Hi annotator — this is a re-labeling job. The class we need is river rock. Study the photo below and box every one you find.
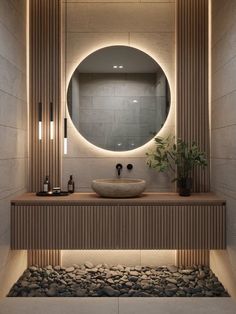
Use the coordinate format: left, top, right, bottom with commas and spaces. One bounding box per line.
46, 265, 53, 270
85, 262, 94, 269
46, 287, 57, 297
20, 281, 29, 287
117, 265, 124, 272
76, 289, 87, 297
54, 265, 61, 271
135, 266, 142, 272
129, 276, 138, 282
198, 270, 206, 279
7, 264, 229, 298
29, 266, 38, 272
141, 275, 148, 280
166, 278, 177, 284
102, 286, 120, 297
88, 268, 98, 273
28, 283, 40, 289
125, 281, 133, 288
181, 269, 194, 275
167, 265, 178, 273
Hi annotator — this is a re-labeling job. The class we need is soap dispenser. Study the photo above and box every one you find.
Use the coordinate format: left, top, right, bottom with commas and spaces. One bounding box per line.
67, 175, 75, 193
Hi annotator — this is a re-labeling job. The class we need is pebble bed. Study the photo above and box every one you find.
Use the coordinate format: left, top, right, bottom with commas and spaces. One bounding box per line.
8, 263, 229, 297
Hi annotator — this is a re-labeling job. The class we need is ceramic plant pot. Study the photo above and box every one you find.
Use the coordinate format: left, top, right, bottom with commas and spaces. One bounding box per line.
178, 178, 192, 196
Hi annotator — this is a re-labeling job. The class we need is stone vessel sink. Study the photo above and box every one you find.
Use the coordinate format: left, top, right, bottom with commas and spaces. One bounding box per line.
91, 178, 146, 198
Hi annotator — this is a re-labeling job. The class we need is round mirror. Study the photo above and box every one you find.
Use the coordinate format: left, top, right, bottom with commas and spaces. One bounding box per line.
67, 46, 171, 151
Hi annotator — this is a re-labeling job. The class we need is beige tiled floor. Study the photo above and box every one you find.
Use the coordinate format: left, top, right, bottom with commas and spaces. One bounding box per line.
0, 298, 236, 314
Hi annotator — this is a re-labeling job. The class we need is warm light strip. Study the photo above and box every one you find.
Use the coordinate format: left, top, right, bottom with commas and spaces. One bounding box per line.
39, 121, 42, 141
50, 102, 54, 140
64, 118, 68, 154
38, 102, 42, 140
50, 121, 54, 140
64, 137, 68, 155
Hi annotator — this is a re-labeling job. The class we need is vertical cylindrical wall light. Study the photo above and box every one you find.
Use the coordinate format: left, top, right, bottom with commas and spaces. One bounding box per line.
64, 117, 67, 154
64, 0, 68, 156
38, 102, 42, 140
50, 102, 54, 140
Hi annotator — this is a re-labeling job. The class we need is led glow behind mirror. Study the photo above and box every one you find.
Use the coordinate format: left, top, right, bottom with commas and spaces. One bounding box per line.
67, 46, 171, 152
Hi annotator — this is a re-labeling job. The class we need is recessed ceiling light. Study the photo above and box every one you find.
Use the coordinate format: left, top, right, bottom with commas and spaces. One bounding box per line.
118, 65, 123, 69
117, 143, 122, 146
133, 99, 138, 103
113, 65, 118, 68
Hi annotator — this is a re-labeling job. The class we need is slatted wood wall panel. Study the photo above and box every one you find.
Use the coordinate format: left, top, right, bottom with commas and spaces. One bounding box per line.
177, 250, 209, 266
29, 0, 61, 192
28, 250, 61, 267
11, 204, 226, 250
176, 0, 210, 192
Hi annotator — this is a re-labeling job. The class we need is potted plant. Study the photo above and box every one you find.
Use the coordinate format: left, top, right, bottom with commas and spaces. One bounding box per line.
146, 135, 207, 196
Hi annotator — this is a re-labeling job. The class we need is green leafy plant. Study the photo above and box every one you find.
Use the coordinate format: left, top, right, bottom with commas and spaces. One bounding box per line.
146, 135, 207, 182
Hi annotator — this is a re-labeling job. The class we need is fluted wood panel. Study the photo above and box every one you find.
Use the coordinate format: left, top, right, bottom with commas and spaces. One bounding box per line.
29, 0, 61, 192
11, 204, 226, 250
119, 205, 225, 249
177, 250, 209, 266
176, 0, 210, 192
28, 250, 61, 267
11, 205, 118, 249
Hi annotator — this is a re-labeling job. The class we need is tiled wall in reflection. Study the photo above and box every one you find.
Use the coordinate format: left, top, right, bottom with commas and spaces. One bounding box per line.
71, 73, 167, 151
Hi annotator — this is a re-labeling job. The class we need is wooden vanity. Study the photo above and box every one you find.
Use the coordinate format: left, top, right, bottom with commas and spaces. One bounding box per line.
11, 192, 226, 266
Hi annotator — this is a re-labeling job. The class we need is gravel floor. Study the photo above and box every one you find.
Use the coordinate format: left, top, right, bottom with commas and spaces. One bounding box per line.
8, 263, 229, 297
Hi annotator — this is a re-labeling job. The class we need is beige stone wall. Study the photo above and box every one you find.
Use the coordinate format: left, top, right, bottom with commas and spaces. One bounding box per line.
62, 250, 176, 267
211, 0, 236, 287
0, 0, 27, 296
63, 0, 176, 191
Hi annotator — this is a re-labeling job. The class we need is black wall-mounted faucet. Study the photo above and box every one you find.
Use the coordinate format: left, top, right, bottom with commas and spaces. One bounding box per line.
116, 163, 123, 176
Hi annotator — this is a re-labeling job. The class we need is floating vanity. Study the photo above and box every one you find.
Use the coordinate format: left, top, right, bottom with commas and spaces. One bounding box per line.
11, 193, 226, 267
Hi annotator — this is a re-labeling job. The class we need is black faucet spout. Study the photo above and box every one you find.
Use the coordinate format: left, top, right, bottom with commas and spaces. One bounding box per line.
116, 163, 123, 177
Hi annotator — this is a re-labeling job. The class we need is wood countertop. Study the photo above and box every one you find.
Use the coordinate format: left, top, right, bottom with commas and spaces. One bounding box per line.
11, 192, 226, 206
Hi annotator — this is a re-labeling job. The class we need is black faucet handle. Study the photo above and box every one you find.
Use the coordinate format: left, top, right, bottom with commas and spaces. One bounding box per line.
127, 164, 133, 170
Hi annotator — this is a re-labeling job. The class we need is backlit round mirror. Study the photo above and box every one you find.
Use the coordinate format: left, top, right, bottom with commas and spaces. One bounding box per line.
67, 46, 171, 151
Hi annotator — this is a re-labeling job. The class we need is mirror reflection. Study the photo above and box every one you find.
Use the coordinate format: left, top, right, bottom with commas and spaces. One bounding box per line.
67, 46, 170, 151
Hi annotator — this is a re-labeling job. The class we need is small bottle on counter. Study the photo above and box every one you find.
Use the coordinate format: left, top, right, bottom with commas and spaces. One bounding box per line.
67, 175, 75, 193
43, 175, 50, 193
